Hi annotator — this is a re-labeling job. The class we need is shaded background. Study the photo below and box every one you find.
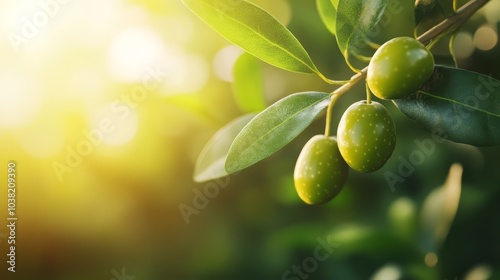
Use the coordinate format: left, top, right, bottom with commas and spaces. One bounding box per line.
0, 0, 499, 279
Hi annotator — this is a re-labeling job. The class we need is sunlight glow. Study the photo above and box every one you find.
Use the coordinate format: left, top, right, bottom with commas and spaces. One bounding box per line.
371, 264, 402, 280
213, 45, 243, 82
161, 52, 209, 94
0, 71, 42, 127
424, 252, 438, 267
474, 25, 498, 51
88, 105, 139, 146
483, 0, 500, 25
19, 123, 64, 158
67, 67, 107, 103
108, 27, 167, 82
464, 264, 493, 280
453, 32, 475, 59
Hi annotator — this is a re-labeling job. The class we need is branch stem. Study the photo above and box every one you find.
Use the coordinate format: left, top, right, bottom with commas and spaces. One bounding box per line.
324, 70, 366, 137
322, 0, 490, 136
417, 0, 490, 45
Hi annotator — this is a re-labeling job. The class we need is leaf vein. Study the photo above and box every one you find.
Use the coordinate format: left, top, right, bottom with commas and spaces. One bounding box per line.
202, 0, 317, 73
241, 95, 330, 155
418, 90, 500, 118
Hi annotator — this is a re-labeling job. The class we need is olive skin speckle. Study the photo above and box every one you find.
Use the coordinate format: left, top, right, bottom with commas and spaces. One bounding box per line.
337, 101, 396, 172
367, 37, 434, 100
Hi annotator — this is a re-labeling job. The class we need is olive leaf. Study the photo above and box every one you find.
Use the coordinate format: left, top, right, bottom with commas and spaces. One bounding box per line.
420, 163, 463, 251
335, 0, 390, 61
232, 53, 267, 113
415, 0, 440, 26
181, 0, 324, 75
394, 66, 500, 146
317, 0, 339, 36
226, 92, 332, 173
194, 114, 256, 182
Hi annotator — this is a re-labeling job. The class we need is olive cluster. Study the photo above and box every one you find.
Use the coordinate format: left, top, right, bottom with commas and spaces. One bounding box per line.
294, 37, 434, 205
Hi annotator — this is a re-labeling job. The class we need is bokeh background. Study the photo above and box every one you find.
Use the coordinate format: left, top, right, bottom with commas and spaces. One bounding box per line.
0, 0, 500, 279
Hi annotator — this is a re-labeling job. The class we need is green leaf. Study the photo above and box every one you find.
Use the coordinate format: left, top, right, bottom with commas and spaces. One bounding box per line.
394, 66, 500, 146
415, 0, 456, 28
415, 0, 439, 25
194, 113, 257, 182
317, 0, 339, 36
421, 164, 463, 251
226, 92, 331, 173
335, 0, 390, 59
448, 33, 459, 67
181, 0, 321, 74
433, 54, 457, 68
232, 53, 266, 113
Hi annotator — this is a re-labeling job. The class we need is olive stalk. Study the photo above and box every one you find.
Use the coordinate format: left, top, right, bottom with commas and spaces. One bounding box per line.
324, 73, 365, 136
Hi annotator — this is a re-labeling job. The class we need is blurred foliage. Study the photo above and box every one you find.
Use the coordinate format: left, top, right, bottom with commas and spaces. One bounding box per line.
0, 0, 499, 279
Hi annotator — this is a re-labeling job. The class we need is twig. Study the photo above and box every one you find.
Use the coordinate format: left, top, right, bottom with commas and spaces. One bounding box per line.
323, 0, 490, 136
327, 0, 490, 99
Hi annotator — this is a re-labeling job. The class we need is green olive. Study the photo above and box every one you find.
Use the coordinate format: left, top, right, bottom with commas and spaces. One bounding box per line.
294, 135, 349, 205
337, 101, 396, 172
367, 37, 434, 100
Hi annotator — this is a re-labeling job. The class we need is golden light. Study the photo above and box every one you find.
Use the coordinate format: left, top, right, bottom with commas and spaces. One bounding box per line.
19, 122, 65, 158
474, 25, 498, 51
0, 71, 42, 127
424, 252, 438, 267
0, 0, 497, 279
213, 45, 244, 82
453, 32, 475, 59
161, 51, 209, 94
483, 0, 500, 25
66, 67, 108, 104
88, 105, 140, 146
108, 26, 168, 82
371, 264, 402, 280
464, 264, 493, 280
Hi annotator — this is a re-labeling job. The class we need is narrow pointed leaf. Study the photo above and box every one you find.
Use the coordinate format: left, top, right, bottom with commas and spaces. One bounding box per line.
182, 0, 320, 74
420, 164, 463, 251
194, 114, 256, 182
335, 0, 390, 59
317, 0, 339, 36
232, 53, 266, 113
394, 66, 500, 146
226, 92, 331, 173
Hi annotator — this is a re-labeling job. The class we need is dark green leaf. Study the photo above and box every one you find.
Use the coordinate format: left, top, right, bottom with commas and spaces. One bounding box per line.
415, 0, 439, 25
415, 0, 455, 35
317, 0, 339, 36
394, 66, 500, 146
232, 53, 267, 113
181, 0, 321, 74
194, 114, 257, 182
437, 0, 457, 18
335, 0, 390, 59
433, 54, 457, 68
226, 92, 331, 173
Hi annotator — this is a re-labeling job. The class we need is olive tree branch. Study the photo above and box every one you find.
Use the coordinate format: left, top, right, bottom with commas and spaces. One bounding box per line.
338, 0, 489, 94
323, 0, 490, 137
417, 0, 490, 45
